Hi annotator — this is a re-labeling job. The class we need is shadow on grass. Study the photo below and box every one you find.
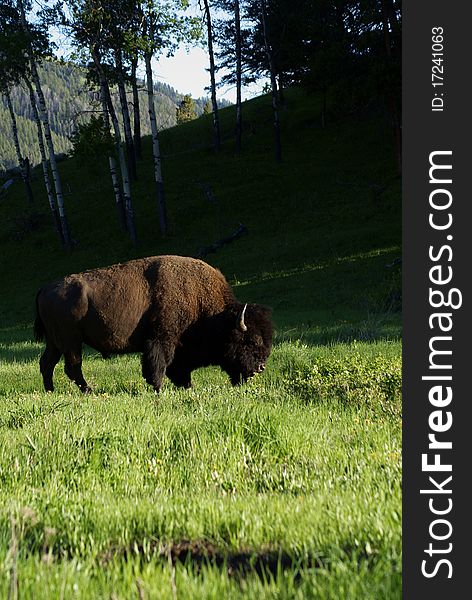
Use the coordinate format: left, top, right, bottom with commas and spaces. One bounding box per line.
275, 314, 402, 347
0, 327, 39, 363
100, 538, 326, 581
95, 537, 391, 584
0, 346, 39, 363
0, 326, 117, 365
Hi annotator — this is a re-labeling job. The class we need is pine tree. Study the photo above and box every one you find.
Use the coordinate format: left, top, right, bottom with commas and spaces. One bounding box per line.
176, 95, 197, 123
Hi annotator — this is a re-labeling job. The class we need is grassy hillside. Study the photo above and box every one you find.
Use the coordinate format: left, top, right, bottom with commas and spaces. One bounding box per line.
0, 87, 401, 332
0, 88, 402, 598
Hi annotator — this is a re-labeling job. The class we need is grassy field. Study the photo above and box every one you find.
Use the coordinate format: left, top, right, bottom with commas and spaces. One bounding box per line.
0, 88, 401, 598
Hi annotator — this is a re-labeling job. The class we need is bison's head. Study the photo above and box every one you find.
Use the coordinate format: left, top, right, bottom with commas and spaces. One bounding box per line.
221, 303, 273, 385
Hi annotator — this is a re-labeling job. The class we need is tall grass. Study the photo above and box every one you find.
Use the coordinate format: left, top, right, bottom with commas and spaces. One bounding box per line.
0, 337, 401, 598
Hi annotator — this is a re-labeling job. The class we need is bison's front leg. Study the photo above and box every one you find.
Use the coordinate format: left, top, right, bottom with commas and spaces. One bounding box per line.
141, 339, 175, 392
166, 361, 192, 389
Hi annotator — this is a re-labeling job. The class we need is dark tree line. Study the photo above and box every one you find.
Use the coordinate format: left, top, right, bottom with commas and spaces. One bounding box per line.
211, 0, 401, 166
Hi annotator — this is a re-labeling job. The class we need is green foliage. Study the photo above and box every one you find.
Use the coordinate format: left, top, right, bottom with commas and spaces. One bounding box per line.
0, 0, 50, 89
176, 94, 197, 123
69, 115, 114, 167
285, 347, 402, 416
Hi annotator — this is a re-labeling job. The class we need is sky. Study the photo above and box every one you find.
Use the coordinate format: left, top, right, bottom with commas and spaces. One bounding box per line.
151, 48, 265, 104
149, 2, 266, 103
54, 32, 263, 104
153, 47, 211, 99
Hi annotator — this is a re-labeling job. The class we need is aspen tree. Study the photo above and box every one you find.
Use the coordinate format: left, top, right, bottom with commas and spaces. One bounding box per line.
18, 0, 72, 247
201, 0, 221, 153
24, 77, 64, 242
3, 86, 34, 203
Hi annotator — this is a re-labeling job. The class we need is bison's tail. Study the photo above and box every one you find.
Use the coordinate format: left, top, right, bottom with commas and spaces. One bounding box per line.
34, 290, 45, 342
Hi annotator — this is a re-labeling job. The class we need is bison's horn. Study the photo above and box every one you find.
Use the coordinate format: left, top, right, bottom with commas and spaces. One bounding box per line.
239, 303, 248, 332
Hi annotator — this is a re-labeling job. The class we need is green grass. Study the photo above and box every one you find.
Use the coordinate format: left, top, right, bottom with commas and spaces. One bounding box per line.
0, 342, 401, 599
0, 87, 401, 597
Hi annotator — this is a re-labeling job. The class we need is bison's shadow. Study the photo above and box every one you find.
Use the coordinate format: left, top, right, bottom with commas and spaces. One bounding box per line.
0, 327, 111, 365
0, 325, 40, 363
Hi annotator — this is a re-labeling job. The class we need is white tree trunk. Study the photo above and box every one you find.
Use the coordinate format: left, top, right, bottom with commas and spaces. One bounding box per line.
145, 52, 167, 236
130, 56, 142, 159
115, 47, 137, 181
4, 86, 34, 203
202, 0, 221, 153
30, 60, 73, 246
261, 0, 282, 162
97, 77, 127, 232
92, 46, 137, 245
25, 77, 63, 242
18, 0, 71, 246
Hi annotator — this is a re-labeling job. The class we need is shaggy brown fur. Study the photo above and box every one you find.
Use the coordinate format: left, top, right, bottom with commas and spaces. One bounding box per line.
34, 255, 273, 393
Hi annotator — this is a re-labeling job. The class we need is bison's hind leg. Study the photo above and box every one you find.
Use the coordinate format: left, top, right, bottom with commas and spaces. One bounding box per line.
64, 348, 91, 394
40, 342, 62, 392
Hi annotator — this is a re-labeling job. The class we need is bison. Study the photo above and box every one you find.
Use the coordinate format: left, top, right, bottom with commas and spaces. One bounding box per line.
34, 255, 273, 393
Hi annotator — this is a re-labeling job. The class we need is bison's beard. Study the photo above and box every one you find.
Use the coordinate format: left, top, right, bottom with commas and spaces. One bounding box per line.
224, 357, 267, 386
228, 371, 247, 386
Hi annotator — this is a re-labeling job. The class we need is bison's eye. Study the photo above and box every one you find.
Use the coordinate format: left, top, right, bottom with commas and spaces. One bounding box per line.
252, 335, 263, 347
